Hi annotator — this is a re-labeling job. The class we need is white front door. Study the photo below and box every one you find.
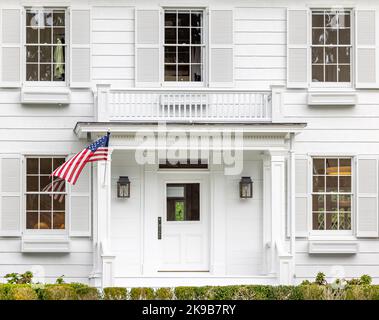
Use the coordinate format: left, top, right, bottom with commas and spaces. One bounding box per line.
157, 173, 209, 271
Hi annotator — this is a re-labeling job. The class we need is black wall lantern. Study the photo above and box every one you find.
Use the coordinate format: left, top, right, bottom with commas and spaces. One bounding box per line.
117, 176, 130, 198
240, 177, 253, 199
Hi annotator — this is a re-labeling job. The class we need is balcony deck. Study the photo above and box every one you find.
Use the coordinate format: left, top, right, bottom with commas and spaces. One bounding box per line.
96, 86, 275, 123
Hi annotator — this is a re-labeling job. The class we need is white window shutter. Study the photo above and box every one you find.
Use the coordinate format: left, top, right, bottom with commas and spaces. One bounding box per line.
0, 155, 22, 236
1, 9, 21, 87
355, 10, 379, 88
70, 162, 91, 237
287, 9, 309, 88
357, 158, 378, 237
135, 9, 160, 87
295, 157, 309, 237
209, 9, 234, 87
70, 9, 91, 88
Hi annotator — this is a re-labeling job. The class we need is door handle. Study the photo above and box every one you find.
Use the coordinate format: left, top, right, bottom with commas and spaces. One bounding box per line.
158, 217, 162, 240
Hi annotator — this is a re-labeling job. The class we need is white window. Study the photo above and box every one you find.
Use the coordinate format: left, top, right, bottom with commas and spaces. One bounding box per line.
312, 157, 352, 231
25, 8, 66, 82
26, 157, 66, 230
164, 9, 204, 83
311, 9, 352, 84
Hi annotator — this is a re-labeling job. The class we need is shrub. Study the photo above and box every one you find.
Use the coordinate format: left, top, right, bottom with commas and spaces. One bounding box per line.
0, 284, 11, 300
298, 284, 326, 300
155, 288, 174, 300
272, 285, 303, 300
315, 272, 327, 286
8, 285, 38, 300
5, 271, 33, 284
103, 287, 129, 300
129, 287, 155, 300
360, 275, 372, 286
41, 284, 77, 300
174, 286, 197, 300
70, 283, 100, 300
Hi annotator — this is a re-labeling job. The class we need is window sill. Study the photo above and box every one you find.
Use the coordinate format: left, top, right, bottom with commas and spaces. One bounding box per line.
21, 234, 70, 253
307, 91, 357, 106
21, 86, 70, 105
308, 240, 359, 254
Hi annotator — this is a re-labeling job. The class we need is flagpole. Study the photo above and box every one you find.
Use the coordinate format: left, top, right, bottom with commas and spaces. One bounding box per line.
102, 130, 111, 187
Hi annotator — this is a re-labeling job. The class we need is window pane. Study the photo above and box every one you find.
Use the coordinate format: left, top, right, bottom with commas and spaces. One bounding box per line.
339, 13, 350, 28
52, 177, 65, 193
191, 64, 202, 82
165, 47, 176, 63
191, 47, 202, 64
26, 46, 38, 62
26, 27, 38, 43
312, 194, 324, 211
326, 176, 338, 192
339, 176, 351, 192
53, 212, 65, 229
40, 158, 52, 174
191, 12, 202, 27
312, 13, 324, 28
26, 212, 39, 229
40, 175, 52, 192
312, 65, 324, 82
44, 11, 53, 26
53, 194, 65, 211
27, 158, 39, 174
326, 159, 338, 174
40, 212, 52, 229
178, 46, 190, 63
27, 176, 38, 192
339, 159, 351, 173
312, 47, 324, 64
53, 28, 65, 44
40, 194, 52, 211
338, 47, 350, 64
26, 64, 38, 81
53, 63, 65, 81
178, 65, 190, 81
167, 184, 200, 221
325, 65, 337, 82
313, 212, 325, 230
53, 12, 65, 26
338, 65, 350, 82
165, 28, 176, 44
325, 28, 338, 45
339, 194, 351, 211
325, 47, 337, 64
312, 29, 324, 45
165, 65, 176, 81
325, 12, 338, 28
40, 64, 52, 81
165, 12, 177, 26
313, 176, 325, 192
40, 27, 52, 44
53, 158, 65, 170
326, 212, 339, 230
178, 13, 190, 26
313, 159, 325, 174
339, 212, 351, 230
26, 194, 38, 211
326, 194, 338, 211
339, 29, 350, 45
178, 28, 190, 44
191, 28, 202, 44
26, 12, 39, 27
39, 46, 51, 63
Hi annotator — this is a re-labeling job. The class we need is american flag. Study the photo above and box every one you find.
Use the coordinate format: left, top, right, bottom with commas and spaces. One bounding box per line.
52, 132, 110, 185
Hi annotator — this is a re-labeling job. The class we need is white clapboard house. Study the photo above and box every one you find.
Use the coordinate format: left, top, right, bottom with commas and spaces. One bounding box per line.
0, 0, 379, 288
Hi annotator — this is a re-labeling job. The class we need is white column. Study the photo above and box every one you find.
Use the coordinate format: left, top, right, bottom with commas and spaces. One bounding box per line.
96, 149, 115, 287
210, 162, 227, 275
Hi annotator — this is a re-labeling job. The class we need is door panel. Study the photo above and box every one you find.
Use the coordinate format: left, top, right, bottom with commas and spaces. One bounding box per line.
158, 173, 209, 271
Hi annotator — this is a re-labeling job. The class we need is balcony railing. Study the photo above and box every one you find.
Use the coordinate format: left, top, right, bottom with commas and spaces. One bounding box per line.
96, 85, 281, 123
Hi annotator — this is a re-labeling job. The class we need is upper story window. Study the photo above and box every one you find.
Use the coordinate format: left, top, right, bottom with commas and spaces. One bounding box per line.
25, 9, 66, 82
26, 157, 66, 230
312, 157, 352, 231
311, 9, 351, 84
164, 9, 204, 83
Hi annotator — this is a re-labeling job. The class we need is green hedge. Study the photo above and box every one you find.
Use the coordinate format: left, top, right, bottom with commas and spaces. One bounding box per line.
1, 283, 379, 300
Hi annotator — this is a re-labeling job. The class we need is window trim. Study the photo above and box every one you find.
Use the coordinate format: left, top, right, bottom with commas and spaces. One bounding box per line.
309, 8, 354, 89
161, 7, 208, 87
22, 154, 69, 235
22, 7, 69, 87
309, 155, 355, 236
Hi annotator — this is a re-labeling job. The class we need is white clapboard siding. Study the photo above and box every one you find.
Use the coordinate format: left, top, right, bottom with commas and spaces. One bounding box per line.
70, 9, 91, 87
287, 9, 309, 88
355, 10, 379, 88
70, 162, 91, 237
209, 9, 234, 87
357, 158, 379, 238
135, 9, 160, 87
295, 157, 309, 237
1, 8, 21, 87
0, 155, 22, 236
